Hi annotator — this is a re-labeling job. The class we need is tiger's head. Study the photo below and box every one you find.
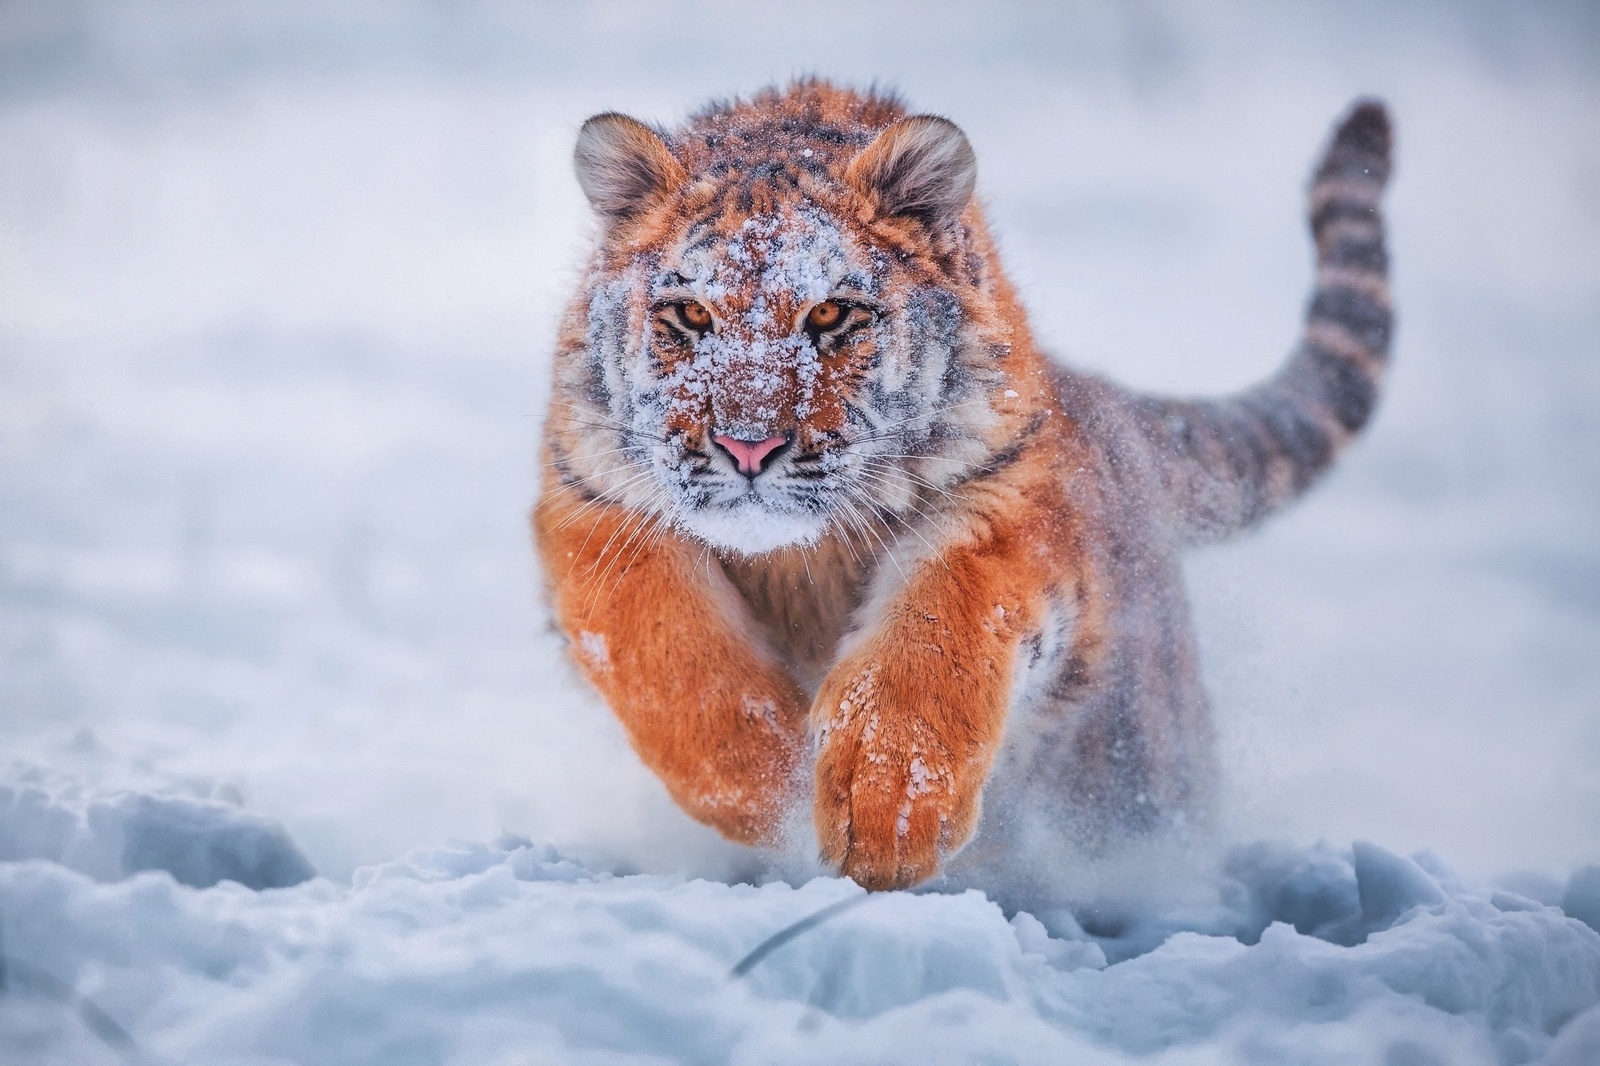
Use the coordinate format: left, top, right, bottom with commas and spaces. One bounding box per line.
549, 83, 1017, 556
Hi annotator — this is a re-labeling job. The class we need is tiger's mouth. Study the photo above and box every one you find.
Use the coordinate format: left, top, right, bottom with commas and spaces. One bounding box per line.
672, 491, 830, 555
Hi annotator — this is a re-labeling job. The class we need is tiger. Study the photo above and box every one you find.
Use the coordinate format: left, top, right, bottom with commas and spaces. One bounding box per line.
533, 80, 1393, 893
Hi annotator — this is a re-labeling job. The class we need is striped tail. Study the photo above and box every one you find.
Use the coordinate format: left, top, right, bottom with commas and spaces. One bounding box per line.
1130, 100, 1394, 543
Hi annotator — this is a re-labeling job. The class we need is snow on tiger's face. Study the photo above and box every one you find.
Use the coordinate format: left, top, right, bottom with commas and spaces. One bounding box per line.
562, 105, 998, 556
586, 205, 971, 554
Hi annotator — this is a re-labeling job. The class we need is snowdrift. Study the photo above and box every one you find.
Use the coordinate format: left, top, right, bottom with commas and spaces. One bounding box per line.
3, 788, 1598, 1065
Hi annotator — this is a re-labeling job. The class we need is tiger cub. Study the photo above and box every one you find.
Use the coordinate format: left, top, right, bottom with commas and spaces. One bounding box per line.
534, 81, 1392, 891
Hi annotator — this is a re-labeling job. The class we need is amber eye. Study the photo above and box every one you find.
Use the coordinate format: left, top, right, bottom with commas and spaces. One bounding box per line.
806, 301, 844, 330
676, 301, 713, 331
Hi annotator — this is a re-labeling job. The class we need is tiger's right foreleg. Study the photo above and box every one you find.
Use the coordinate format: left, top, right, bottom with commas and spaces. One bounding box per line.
533, 481, 810, 846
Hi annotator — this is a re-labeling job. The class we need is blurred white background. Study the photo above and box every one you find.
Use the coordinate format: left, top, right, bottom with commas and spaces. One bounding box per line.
2, 0, 1596, 885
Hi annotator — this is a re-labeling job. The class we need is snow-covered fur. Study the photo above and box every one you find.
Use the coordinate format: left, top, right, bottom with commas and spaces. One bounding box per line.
534, 81, 1394, 891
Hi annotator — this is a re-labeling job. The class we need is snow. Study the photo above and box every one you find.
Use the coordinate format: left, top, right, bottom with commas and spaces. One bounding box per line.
3, 0, 1599, 1062
0, 780, 313, 890
1564, 867, 1600, 938
661, 208, 843, 435
2, 832, 1598, 1064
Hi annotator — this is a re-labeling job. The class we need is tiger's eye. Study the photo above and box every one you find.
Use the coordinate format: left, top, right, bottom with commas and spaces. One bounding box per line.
806, 301, 844, 330
679, 302, 712, 330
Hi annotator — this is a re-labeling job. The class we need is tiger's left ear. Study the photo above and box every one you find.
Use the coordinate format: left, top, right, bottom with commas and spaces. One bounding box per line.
574, 112, 688, 223
846, 115, 977, 227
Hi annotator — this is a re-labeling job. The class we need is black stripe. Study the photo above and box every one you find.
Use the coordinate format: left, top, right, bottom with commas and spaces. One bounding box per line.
554, 469, 604, 504
1253, 396, 1335, 489
953, 412, 1046, 485
1192, 409, 1266, 524
1235, 414, 1279, 517
1321, 236, 1388, 273
1212, 409, 1263, 491
1328, 103, 1391, 165
1305, 344, 1379, 431
1309, 285, 1392, 351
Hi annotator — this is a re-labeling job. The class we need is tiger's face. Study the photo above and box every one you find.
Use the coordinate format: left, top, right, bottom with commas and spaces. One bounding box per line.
554, 95, 1004, 555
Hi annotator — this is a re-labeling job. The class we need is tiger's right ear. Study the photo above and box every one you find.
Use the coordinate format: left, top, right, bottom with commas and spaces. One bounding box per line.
573, 113, 687, 223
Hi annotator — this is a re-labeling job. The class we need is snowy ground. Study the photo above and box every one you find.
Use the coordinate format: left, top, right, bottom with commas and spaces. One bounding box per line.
2, 1, 1599, 1062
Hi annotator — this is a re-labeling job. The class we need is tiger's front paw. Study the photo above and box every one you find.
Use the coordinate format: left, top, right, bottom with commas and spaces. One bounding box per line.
811, 668, 985, 890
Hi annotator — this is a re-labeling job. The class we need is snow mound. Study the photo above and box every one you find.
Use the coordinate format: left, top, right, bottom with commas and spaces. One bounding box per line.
2, 833, 1597, 1065
1562, 866, 1600, 935
0, 783, 314, 890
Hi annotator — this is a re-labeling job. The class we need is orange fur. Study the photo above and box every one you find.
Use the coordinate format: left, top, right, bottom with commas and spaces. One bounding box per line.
535, 479, 808, 844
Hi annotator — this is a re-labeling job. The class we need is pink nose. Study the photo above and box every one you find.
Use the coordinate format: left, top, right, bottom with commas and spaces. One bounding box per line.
712, 433, 789, 476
